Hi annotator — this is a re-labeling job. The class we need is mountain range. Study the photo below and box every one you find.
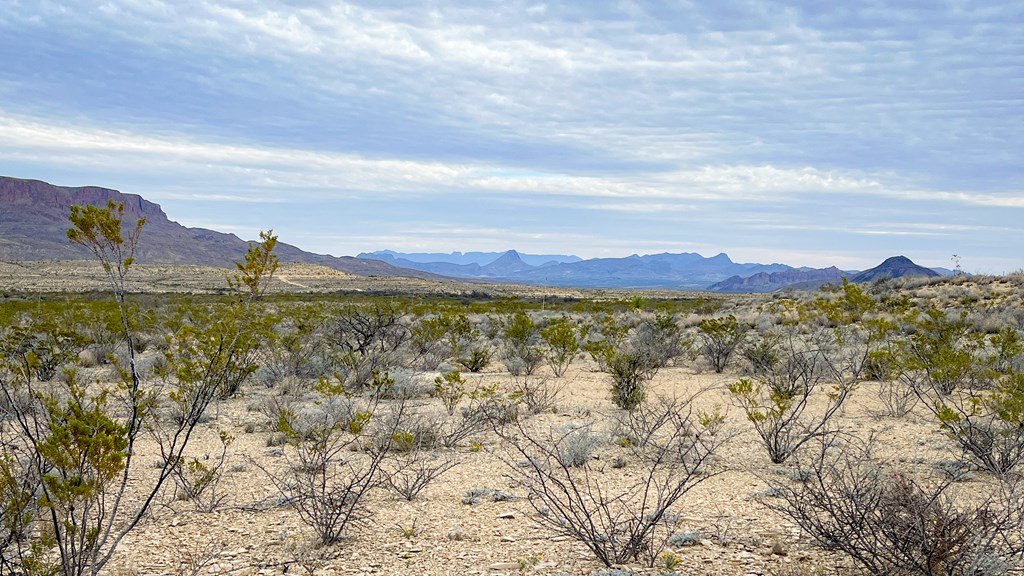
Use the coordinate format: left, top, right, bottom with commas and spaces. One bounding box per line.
0, 176, 438, 279
0, 176, 948, 292
361, 249, 796, 290
360, 249, 581, 267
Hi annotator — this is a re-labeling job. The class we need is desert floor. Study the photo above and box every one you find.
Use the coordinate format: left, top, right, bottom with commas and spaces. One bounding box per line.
94, 359, 959, 576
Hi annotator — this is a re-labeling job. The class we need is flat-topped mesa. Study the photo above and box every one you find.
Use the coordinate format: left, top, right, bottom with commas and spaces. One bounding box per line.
0, 176, 166, 222
0, 176, 437, 279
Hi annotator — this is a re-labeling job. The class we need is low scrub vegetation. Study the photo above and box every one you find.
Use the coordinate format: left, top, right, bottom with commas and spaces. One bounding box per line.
3, 205, 1024, 574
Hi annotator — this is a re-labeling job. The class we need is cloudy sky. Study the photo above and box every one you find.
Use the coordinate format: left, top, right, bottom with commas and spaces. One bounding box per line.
1, 1, 1021, 272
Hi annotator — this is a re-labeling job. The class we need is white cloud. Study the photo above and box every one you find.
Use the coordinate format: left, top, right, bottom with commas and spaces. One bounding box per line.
4, 112, 1022, 212
1, 1, 1021, 271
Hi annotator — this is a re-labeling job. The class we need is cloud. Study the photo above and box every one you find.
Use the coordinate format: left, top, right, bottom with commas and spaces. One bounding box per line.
1, 1, 1021, 271
3, 111, 1022, 214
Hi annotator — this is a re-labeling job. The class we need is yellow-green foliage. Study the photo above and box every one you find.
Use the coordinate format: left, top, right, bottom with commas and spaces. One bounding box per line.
435, 370, 467, 415
540, 316, 582, 377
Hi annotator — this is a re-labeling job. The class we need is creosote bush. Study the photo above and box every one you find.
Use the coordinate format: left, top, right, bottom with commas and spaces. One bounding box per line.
0, 203, 278, 576
729, 342, 851, 464
498, 391, 726, 568
258, 371, 406, 547
699, 315, 746, 373
764, 440, 1024, 576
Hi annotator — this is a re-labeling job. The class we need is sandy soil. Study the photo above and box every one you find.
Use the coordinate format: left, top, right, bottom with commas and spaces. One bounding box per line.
88, 358, 965, 576
6, 264, 1020, 576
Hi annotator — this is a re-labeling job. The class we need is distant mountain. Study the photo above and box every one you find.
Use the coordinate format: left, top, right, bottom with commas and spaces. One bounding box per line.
2, 177, 953, 292
362, 248, 791, 289
359, 249, 581, 267
482, 250, 535, 275
709, 256, 942, 292
709, 267, 848, 292
850, 255, 940, 283
0, 176, 438, 279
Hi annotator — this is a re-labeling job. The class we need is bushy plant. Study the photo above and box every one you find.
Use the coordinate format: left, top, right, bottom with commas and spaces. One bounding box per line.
540, 316, 582, 377
929, 371, 1024, 476
895, 307, 989, 396
499, 392, 725, 568
728, 341, 851, 464
553, 422, 601, 468
381, 451, 459, 501
698, 315, 746, 373
587, 316, 673, 411
171, 431, 234, 512
500, 310, 544, 376
434, 370, 468, 416
510, 373, 564, 415
0, 203, 278, 576
260, 371, 405, 546
322, 302, 411, 388
764, 440, 1024, 576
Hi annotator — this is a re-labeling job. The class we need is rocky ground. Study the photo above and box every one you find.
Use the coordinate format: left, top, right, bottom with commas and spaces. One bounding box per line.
91, 359, 965, 576
5, 264, 1022, 576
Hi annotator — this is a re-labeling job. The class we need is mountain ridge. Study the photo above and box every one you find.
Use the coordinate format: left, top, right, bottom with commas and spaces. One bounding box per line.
1, 176, 949, 291
361, 248, 792, 289
359, 249, 581, 267
0, 176, 440, 279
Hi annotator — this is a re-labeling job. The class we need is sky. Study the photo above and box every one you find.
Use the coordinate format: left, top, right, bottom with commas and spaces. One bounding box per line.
1, 1, 1022, 273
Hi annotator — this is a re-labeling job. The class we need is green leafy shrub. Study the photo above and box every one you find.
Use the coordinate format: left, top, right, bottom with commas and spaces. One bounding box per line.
540, 317, 582, 377
698, 315, 746, 373
499, 310, 544, 376
0, 203, 279, 576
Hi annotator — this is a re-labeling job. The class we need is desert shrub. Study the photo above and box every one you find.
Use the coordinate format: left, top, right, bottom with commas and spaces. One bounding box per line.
581, 313, 629, 361
0, 322, 87, 383
161, 295, 277, 400
0, 204, 278, 576
764, 440, 1024, 576
926, 371, 1024, 476
613, 395, 713, 451
888, 308, 1024, 475
409, 310, 458, 369
434, 370, 468, 416
171, 431, 234, 512
587, 317, 674, 411
425, 312, 489, 372
633, 313, 691, 369
322, 302, 411, 388
455, 342, 493, 372
875, 378, 919, 418
553, 422, 601, 467
257, 303, 332, 385
259, 371, 405, 546
380, 451, 459, 501
427, 376, 517, 447
698, 315, 746, 373
894, 307, 989, 396
990, 327, 1024, 374
498, 391, 725, 568
603, 347, 657, 410
499, 310, 544, 376
540, 316, 582, 377
741, 332, 782, 376
511, 373, 564, 415
728, 341, 851, 464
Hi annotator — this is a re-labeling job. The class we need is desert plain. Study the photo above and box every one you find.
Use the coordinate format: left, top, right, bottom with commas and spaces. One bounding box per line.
2, 261, 1023, 576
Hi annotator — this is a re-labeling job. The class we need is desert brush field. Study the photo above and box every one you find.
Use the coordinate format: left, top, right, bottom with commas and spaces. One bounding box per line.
3, 230, 1024, 576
